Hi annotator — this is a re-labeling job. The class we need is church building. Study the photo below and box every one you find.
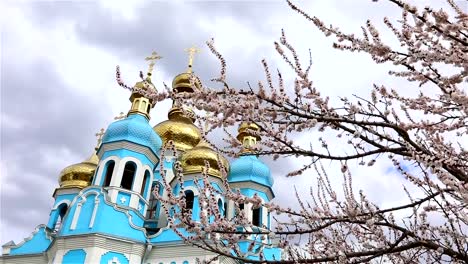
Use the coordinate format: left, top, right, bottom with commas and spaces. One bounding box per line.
0, 51, 281, 264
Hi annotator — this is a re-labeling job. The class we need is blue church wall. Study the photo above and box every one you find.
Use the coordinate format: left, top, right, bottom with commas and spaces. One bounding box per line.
76, 194, 97, 231
9, 225, 51, 255
117, 192, 131, 207
62, 249, 86, 264
100, 251, 129, 264
264, 247, 282, 261
149, 228, 186, 244
59, 189, 147, 242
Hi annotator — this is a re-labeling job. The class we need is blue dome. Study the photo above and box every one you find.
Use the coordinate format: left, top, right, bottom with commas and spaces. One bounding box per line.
228, 155, 273, 187
102, 114, 162, 155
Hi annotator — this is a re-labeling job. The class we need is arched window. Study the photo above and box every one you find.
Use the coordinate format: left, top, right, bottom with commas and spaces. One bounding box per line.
252, 207, 262, 226
140, 170, 150, 197
218, 199, 223, 217
103, 161, 115, 187
121, 162, 136, 190
54, 203, 68, 232
184, 190, 194, 212
223, 202, 227, 218
147, 183, 163, 219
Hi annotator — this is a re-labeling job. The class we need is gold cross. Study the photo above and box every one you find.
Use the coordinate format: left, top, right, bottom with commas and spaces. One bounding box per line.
145, 51, 162, 76
95, 128, 105, 148
184, 46, 200, 73
114, 112, 127, 120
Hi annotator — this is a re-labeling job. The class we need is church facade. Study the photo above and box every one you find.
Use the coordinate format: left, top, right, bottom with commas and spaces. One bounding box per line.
1, 52, 281, 264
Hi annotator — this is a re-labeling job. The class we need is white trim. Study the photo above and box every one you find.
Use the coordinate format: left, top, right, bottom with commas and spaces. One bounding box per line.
95, 156, 120, 186
89, 197, 100, 228
70, 202, 83, 230
98, 141, 160, 165
181, 185, 200, 196
2, 224, 53, 254
52, 200, 71, 210
70, 190, 101, 230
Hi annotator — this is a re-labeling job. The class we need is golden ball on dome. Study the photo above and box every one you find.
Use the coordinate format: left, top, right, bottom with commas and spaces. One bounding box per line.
179, 141, 229, 178
153, 107, 201, 151
58, 152, 99, 188
172, 72, 201, 93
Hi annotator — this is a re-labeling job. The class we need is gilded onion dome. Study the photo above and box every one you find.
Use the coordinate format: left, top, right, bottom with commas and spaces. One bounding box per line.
154, 107, 201, 151
179, 140, 229, 178
58, 152, 99, 188
153, 46, 203, 151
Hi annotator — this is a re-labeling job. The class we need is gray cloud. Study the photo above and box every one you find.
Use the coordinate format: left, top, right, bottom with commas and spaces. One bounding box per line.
1, 46, 108, 243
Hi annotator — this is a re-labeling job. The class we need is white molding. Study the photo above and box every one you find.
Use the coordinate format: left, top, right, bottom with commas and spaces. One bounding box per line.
70, 190, 101, 230
229, 181, 274, 201
89, 198, 100, 228
52, 200, 71, 210
2, 224, 53, 253
70, 202, 82, 230
95, 156, 120, 186
98, 141, 160, 165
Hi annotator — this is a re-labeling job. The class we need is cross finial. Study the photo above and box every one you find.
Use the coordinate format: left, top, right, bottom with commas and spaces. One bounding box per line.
114, 112, 127, 120
145, 51, 162, 76
184, 46, 200, 73
95, 128, 105, 149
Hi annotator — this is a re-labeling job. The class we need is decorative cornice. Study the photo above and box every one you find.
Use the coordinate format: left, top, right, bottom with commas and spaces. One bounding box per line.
229, 181, 275, 201
170, 173, 227, 194
3, 224, 53, 251
98, 141, 159, 165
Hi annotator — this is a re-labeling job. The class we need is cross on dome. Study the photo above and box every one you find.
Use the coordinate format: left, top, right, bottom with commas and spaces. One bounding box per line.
114, 112, 126, 120
184, 46, 200, 73
95, 128, 105, 150
145, 51, 162, 77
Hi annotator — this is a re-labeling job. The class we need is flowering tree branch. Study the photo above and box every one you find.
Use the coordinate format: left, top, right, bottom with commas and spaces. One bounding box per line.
147, 0, 467, 262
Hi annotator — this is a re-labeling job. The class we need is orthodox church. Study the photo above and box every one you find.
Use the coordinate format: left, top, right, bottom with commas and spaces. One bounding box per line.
1, 51, 281, 264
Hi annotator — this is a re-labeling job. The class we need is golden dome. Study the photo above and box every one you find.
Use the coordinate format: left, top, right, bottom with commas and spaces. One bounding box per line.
237, 122, 261, 141
130, 76, 157, 102
172, 72, 201, 93
153, 107, 202, 151
58, 152, 99, 188
179, 140, 229, 178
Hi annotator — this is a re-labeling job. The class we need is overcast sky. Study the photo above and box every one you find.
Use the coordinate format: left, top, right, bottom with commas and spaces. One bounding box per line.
0, 0, 460, 246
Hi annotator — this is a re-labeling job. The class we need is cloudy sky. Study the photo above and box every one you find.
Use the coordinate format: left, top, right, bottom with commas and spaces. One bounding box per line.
0, 0, 460, 246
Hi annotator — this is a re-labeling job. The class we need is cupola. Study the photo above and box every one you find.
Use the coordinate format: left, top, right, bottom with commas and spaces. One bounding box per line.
154, 46, 203, 151
58, 152, 99, 188
228, 122, 274, 187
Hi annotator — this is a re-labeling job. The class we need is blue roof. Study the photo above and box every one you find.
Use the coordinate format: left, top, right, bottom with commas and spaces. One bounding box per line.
102, 114, 162, 155
228, 155, 273, 187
